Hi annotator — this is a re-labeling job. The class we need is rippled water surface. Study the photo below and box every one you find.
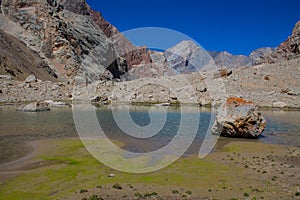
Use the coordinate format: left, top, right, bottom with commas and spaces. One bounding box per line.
0, 105, 299, 164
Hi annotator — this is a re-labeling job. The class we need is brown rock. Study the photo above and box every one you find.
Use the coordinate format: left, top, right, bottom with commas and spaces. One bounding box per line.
212, 97, 266, 138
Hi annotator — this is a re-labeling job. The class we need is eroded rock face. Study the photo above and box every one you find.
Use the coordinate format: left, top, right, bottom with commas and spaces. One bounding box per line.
0, 0, 129, 81
0, 0, 156, 80
64, 0, 153, 72
212, 97, 266, 138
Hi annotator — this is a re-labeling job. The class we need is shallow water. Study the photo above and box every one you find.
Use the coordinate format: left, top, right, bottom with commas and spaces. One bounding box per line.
0, 105, 299, 164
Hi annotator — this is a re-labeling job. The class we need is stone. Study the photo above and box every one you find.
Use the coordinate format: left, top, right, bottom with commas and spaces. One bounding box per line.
90, 96, 108, 103
214, 67, 233, 78
17, 102, 50, 112
0, 75, 12, 80
44, 100, 68, 106
25, 74, 37, 83
212, 97, 266, 138
272, 102, 287, 108
90, 96, 101, 102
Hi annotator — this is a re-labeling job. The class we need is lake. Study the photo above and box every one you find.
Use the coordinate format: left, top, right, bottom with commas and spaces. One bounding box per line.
0, 105, 299, 165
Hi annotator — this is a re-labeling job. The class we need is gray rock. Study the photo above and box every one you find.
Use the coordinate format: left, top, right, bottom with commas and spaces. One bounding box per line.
90, 96, 108, 103
25, 74, 37, 83
17, 102, 50, 112
0, 75, 12, 80
212, 97, 266, 138
44, 100, 68, 106
272, 102, 286, 108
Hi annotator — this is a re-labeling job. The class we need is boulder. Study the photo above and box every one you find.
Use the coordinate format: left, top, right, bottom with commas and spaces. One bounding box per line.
0, 75, 12, 80
17, 102, 50, 112
272, 102, 287, 108
90, 96, 108, 103
214, 67, 232, 78
44, 100, 68, 106
25, 74, 37, 83
212, 97, 266, 138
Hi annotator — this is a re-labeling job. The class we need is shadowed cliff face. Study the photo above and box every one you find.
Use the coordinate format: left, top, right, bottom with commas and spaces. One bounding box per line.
62, 0, 152, 69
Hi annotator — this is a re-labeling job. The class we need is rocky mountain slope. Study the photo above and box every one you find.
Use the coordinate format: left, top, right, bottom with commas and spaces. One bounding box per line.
255, 21, 300, 64
0, 0, 155, 81
2, 57, 299, 108
0, 29, 58, 81
1, 0, 298, 82
0, 0, 299, 108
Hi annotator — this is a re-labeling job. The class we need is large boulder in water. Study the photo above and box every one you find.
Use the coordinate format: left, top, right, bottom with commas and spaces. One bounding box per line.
17, 102, 50, 112
212, 97, 266, 138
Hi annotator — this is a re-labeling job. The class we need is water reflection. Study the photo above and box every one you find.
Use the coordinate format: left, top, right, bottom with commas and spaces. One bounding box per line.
0, 105, 299, 164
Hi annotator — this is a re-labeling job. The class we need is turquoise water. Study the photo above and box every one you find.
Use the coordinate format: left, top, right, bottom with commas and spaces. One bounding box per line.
0, 105, 299, 164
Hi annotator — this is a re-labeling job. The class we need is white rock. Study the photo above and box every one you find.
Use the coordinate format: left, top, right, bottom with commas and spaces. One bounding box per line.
0, 75, 12, 80
17, 102, 50, 112
272, 102, 286, 108
25, 74, 37, 83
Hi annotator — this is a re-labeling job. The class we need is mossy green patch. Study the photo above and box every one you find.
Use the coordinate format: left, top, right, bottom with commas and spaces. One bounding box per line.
0, 139, 292, 199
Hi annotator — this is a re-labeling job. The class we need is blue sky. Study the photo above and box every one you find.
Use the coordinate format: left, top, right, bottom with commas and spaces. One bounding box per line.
86, 0, 300, 55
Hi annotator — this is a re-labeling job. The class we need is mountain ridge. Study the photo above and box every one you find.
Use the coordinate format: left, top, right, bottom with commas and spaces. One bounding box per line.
0, 0, 299, 82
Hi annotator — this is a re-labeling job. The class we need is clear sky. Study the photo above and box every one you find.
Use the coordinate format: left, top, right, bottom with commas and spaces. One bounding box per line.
86, 0, 300, 56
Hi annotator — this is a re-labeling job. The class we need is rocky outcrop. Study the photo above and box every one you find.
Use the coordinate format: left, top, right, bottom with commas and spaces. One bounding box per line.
17, 102, 50, 112
256, 21, 300, 64
211, 97, 266, 138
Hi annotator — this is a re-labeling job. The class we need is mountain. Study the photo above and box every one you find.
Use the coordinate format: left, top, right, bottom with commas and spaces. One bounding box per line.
209, 51, 253, 68
164, 40, 214, 73
0, 0, 299, 82
0, 0, 152, 81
